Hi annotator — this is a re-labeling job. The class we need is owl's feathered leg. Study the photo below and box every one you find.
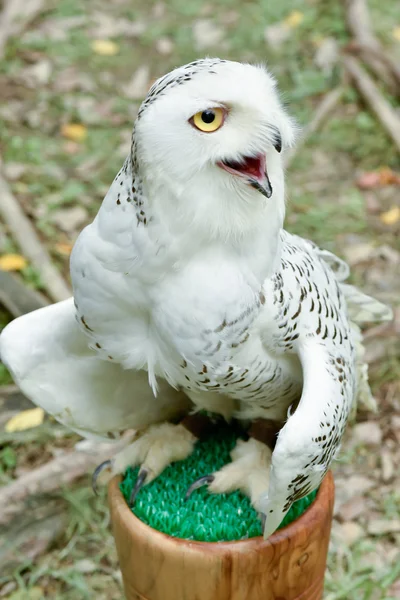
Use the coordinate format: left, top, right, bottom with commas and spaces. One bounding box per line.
110, 423, 198, 502
196, 438, 272, 510
93, 412, 222, 502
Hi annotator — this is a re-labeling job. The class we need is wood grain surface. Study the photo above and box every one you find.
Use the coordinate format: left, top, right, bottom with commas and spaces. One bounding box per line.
108, 471, 334, 600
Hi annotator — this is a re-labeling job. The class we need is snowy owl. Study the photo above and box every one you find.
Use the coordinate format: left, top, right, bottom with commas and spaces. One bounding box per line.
0, 58, 391, 538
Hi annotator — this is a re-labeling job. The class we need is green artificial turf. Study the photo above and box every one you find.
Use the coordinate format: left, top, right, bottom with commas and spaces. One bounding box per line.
120, 422, 317, 542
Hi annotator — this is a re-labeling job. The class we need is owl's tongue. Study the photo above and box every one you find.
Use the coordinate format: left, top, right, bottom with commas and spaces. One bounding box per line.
218, 153, 273, 198
223, 155, 265, 178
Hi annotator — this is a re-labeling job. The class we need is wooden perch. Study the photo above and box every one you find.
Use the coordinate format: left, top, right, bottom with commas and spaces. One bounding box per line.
342, 55, 400, 152
285, 87, 345, 169
0, 170, 71, 303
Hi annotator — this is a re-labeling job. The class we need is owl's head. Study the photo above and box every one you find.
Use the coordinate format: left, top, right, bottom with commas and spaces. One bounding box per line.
133, 59, 296, 240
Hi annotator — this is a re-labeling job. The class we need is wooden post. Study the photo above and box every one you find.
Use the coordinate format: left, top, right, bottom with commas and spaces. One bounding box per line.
108, 471, 334, 600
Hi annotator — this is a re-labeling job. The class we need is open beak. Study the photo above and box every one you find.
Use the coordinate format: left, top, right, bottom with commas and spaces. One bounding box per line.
217, 153, 273, 198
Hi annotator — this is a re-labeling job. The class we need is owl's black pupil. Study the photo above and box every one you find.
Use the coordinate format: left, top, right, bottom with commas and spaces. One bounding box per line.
201, 110, 215, 124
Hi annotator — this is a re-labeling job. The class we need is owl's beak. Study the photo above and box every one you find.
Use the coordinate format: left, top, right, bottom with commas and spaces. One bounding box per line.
247, 173, 273, 199
217, 153, 273, 198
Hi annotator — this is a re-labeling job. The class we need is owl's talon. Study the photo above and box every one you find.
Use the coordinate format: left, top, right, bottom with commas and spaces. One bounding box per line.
129, 468, 149, 505
92, 459, 112, 495
185, 474, 215, 501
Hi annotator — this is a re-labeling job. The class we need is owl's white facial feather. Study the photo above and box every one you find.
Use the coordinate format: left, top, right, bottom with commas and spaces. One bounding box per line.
134, 60, 296, 244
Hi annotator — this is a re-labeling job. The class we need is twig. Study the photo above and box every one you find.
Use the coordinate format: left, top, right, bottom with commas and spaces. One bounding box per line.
0, 0, 47, 59
0, 433, 132, 525
0, 170, 71, 303
342, 55, 400, 152
344, 0, 399, 92
285, 87, 345, 169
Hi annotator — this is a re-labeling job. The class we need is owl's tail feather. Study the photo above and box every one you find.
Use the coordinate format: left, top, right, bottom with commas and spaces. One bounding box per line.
340, 283, 393, 325
317, 247, 393, 324
318, 247, 393, 414
342, 284, 392, 415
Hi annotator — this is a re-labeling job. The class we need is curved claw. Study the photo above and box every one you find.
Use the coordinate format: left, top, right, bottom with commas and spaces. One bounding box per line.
129, 468, 149, 506
92, 459, 112, 495
185, 474, 215, 501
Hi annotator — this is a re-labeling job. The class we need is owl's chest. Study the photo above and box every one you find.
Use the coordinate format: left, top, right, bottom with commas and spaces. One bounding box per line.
176, 340, 301, 401
75, 256, 266, 377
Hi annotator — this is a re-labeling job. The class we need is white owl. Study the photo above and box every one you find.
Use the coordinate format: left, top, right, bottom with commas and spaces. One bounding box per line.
0, 59, 391, 538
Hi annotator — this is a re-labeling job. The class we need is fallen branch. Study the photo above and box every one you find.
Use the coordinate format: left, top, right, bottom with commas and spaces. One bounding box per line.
285, 86, 345, 169
345, 0, 382, 53
0, 422, 68, 445
345, 42, 400, 91
344, 0, 399, 92
0, 0, 47, 59
342, 55, 400, 152
0, 270, 48, 317
0, 170, 71, 303
0, 433, 133, 525
0, 497, 68, 572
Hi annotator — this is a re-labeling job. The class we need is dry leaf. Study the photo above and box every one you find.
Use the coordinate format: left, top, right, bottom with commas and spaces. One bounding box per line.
392, 26, 400, 41
51, 206, 88, 233
192, 19, 224, 50
156, 37, 174, 55
378, 166, 400, 185
122, 65, 150, 100
264, 22, 291, 48
356, 168, 400, 189
61, 123, 87, 142
91, 39, 119, 56
5, 408, 45, 433
314, 37, 338, 75
284, 10, 304, 29
0, 254, 27, 271
54, 242, 74, 256
380, 206, 400, 225
357, 171, 381, 189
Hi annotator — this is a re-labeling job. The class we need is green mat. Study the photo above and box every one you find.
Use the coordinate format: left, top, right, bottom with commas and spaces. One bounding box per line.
120, 422, 317, 542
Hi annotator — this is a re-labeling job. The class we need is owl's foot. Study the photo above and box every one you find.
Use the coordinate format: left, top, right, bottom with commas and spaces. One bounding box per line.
92, 422, 197, 503
186, 437, 272, 512
92, 413, 220, 502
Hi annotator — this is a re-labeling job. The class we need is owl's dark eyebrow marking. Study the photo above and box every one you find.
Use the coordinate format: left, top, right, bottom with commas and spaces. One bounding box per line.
269, 125, 282, 153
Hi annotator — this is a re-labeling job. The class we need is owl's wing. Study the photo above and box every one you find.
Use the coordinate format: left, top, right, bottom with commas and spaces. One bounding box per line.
0, 299, 189, 440
259, 234, 393, 537
260, 336, 352, 538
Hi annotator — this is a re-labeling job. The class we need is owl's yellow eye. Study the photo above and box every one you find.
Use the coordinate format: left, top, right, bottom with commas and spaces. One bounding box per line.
191, 107, 225, 132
